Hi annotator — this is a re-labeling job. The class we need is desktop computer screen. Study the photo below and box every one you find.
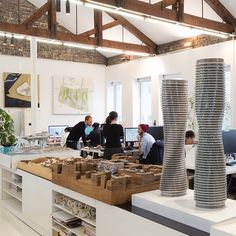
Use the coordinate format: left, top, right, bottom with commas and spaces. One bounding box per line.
222, 130, 236, 154
148, 126, 164, 140
125, 128, 139, 143
48, 125, 68, 137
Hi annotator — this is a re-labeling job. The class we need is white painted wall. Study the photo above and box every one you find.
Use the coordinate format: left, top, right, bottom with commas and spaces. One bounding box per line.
1, 40, 236, 137
105, 40, 236, 128
0, 55, 106, 135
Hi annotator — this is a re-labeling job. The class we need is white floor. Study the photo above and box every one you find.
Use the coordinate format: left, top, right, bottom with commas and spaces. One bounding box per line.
0, 205, 40, 236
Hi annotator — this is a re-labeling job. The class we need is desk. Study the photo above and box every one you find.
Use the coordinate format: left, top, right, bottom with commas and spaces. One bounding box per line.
186, 160, 236, 175
185, 145, 236, 175
81, 147, 140, 158
81, 147, 104, 158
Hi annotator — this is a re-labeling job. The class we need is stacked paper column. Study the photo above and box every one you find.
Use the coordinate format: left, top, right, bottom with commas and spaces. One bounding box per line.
194, 58, 226, 209
160, 79, 188, 197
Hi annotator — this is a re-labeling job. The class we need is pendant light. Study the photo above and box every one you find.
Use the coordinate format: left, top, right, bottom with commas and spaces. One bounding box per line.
66, 0, 70, 15
56, 0, 61, 12
3, 34, 7, 45
10, 34, 14, 47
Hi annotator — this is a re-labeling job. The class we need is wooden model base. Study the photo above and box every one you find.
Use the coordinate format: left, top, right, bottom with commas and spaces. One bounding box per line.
52, 160, 162, 205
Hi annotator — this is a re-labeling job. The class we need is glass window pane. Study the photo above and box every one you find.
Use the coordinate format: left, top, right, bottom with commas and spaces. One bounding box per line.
107, 82, 122, 122
223, 66, 231, 130
140, 79, 152, 124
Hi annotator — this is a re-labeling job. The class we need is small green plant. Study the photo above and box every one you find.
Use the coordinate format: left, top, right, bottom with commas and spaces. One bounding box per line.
0, 108, 17, 147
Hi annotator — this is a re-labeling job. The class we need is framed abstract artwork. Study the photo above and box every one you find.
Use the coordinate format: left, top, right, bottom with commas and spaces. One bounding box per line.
3, 72, 31, 108
53, 76, 93, 115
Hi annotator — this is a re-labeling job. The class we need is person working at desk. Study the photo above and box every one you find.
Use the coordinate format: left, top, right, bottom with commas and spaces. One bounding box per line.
185, 130, 196, 145
138, 124, 156, 164
86, 122, 101, 147
103, 111, 124, 160
61, 126, 72, 147
66, 115, 93, 150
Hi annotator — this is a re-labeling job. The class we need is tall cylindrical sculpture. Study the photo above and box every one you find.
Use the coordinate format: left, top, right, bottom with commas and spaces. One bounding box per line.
194, 58, 226, 209
160, 79, 188, 197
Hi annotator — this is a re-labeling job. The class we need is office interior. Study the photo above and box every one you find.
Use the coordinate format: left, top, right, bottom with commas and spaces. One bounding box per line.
1, 0, 236, 236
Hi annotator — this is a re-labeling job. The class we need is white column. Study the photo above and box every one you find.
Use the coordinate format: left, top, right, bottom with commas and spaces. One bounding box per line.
30, 37, 38, 134
232, 38, 236, 128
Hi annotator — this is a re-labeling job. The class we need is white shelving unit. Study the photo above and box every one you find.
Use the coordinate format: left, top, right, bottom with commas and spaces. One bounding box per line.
3, 176, 22, 188
1, 168, 23, 215
54, 203, 96, 227
52, 190, 96, 236
53, 220, 86, 236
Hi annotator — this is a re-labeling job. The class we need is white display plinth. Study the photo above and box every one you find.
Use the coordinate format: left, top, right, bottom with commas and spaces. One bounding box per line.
132, 190, 236, 233
211, 218, 236, 236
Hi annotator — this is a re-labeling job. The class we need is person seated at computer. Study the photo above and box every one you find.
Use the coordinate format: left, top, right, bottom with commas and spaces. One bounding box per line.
61, 126, 72, 147
138, 124, 155, 161
185, 130, 196, 145
66, 115, 93, 150
103, 111, 124, 160
86, 122, 101, 147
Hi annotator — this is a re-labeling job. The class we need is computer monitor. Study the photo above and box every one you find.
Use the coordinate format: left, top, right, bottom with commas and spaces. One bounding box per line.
148, 126, 164, 140
48, 125, 68, 137
125, 128, 139, 143
222, 130, 236, 154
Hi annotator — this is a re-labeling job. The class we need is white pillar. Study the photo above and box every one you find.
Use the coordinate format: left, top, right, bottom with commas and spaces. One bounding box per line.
30, 37, 38, 134
232, 38, 236, 128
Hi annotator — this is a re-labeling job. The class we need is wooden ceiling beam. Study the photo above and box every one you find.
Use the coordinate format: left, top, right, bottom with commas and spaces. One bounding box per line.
79, 20, 120, 37
0, 22, 152, 53
94, 10, 103, 46
154, 0, 178, 8
177, 0, 184, 22
107, 12, 157, 53
87, 0, 234, 33
21, 2, 49, 27
48, 0, 57, 37
204, 0, 236, 26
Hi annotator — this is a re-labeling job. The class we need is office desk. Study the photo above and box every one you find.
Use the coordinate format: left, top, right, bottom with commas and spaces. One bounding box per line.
185, 145, 236, 175
186, 161, 236, 175
81, 147, 104, 158
81, 147, 140, 158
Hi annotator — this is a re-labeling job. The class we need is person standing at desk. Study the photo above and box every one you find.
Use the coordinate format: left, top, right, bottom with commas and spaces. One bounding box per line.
66, 115, 93, 150
103, 111, 124, 160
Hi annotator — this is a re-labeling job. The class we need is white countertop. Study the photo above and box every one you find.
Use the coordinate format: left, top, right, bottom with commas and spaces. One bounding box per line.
211, 218, 236, 236
0, 149, 81, 169
132, 190, 236, 233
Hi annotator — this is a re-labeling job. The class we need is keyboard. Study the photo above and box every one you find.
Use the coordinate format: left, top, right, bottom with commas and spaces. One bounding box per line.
226, 160, 236, 166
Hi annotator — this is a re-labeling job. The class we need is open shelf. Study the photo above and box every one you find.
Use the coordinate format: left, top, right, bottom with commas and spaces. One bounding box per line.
53, 220, 86, 236
54, 203, 96, 227
3, 177, 22, 188
2, 198, 22, 217
3, 188, 22, 202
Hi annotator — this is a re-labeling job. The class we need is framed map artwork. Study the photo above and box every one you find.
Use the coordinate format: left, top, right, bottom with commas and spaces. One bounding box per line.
53, 76, 93, 114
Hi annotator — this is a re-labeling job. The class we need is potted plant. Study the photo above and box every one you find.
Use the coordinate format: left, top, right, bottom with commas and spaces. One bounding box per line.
0, 108, 17, 154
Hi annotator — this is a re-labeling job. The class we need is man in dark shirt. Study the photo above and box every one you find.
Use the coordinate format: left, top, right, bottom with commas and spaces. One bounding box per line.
66, 115, 93, 150
86, 122, 101, 147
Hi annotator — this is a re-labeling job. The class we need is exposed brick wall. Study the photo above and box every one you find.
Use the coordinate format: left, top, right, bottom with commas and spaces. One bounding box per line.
38, 43, 107, 64
0, 0, 68, 32
107, 35, 231, 65
107, 53, 140, 66
0, 0, 107, 65
0, 36, 30, 57
158, 35, 230, 55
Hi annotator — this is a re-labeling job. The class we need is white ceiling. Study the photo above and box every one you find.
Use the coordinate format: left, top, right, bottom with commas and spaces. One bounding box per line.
28, 0, 236, 57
